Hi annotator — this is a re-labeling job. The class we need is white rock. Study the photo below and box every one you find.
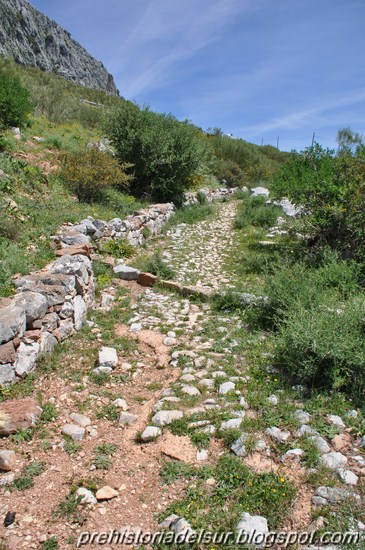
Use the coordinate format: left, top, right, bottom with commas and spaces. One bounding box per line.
337, 469, 358, 485
69, 413, 92, 428
327, 414, 345, 429
265, 426, 290, 443
112, 398, 129, 411
320, 452, 347, 470
294, 409, 311, 424
130, 323, 142, 333
219, 381, 235, 395
119, 412, 138, 426
196, 449, 208, 461
282, 449, 304, 461
268, 395, 278, 405
62, 424, 85, 441
152, 410, 183, 427
220, 418, 242, 430
181, 385, 201, 396
140, 426, 161, 442
310, 435, 331, 454
98, 346, 118, 369
236, 512, 269, 547
76, 487, 97, 505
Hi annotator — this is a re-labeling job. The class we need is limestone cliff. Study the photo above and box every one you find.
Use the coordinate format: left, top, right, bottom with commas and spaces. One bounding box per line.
0, 0, 118, 95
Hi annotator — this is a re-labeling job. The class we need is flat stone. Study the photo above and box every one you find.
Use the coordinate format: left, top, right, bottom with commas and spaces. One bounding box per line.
98, 347, 118, 369
320, 452, 347, 470
0, 472, 15, 486
0, 450, 16, 471
140, 426, 161, 442
119, 412, 138, 426
0, 341, 16, 364
14, 342, 40, 376
152, 410, 183, 427
137, 272, 157, 287
0, 398, 42, 435
237, 512, 269, 547
220, 418, 242, 430
337, 469, 358, 485
197, 449, 208, 461
96, 486, 118, 501
0, 305, 26, 344
62, 423, 85, 441
180, 385, 201, 396
76, 487, 97, 505
69, 413, 92, 428
265, 426, 290, 443
113, 265, 140, 280
218, 381, 235, 395
130, 323, 142, 333
312, 496, 328, 506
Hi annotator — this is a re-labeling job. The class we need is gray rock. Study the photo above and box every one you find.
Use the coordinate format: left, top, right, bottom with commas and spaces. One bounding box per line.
93, 366, 113, 376
59, 301, 74, 319
320, 452, 347, 470
152, 410, 183, 427
13, 291, 48, 324
69, 413, 92, 428
140, 426, 161, 442
265, 426, 290, 443
220, 418, 242, 430
62, 423, 85, 441
0, 450, 16, 471
98, 346, 118, 369
0, 472, 15, 486
0, 0, 118, 95
239, 396, 250, 409
80, 219, 97, 234
236, 512, 269, 547
231, 435, 247, 457
108, 218, 123, 231
295, 424, 318, 437
312, 496, 328, 506
73, 295, 87, 330
39, 332, 58, 356
119, 412, 138, 426
327, 414, 345, 429
14, 342, 40, 376
0, 364, 16, 386
56, 318, 75, 341
337, 469, 358, 485
111, 398, 128, 410
113, 265, 140, 280
316, 485, 359, 503
310, 435, 331, 454
294, 409, 311, 424
130, 323, 142, 333
0, 305, 26, 344
218, 381, 235, 394
60, 233, 90, 247
267, 394, 278, 405
180, 385, 201, 396
196, 449, 208, 461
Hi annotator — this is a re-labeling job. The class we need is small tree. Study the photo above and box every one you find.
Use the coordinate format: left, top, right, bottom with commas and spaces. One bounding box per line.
104, 102, 213, 203
0, 76, 32, 129
61, 148, 132, 203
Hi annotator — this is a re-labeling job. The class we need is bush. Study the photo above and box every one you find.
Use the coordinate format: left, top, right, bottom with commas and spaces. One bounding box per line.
105, 102, 214, 202
135, 251, 175, 279
234, 195, 281, 229
167, 203, 215, 226
61, 148, 132, 202
100, 238, 135, 258
213, 157, 246, 187
0, 76, 32, 129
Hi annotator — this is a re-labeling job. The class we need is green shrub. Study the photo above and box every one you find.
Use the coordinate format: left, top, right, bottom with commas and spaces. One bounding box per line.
234, 195, 281, 229
100, 238, 135, 258
167, 203, 215, 226
0, 76, 32, 129
135, 251, 175, 279
105, 101, 214, 202
61, 148, 132, 202
213, 157, 246, 187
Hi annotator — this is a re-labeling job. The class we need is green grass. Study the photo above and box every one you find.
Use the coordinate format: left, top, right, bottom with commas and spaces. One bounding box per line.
165, 203, 216, 227
13, 461, 45, 491
133, 250, 175, 279
161, 454, 296, 531
92, 442, 118, 470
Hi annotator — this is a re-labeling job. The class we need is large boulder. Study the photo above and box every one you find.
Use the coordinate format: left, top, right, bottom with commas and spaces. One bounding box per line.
0, 305, 26, 344
0, 364, 16, 386
13, 291, 48, 323
0, 398, 42, 435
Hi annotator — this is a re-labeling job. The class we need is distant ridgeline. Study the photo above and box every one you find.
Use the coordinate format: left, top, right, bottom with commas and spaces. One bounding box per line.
0, 0, 118, 95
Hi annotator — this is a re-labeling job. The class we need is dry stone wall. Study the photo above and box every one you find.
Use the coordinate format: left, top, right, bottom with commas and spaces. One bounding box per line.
0, 190, 243, 387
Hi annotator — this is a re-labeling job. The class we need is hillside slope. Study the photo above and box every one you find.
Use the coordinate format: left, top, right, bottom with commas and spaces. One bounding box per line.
0, 0, 118, 95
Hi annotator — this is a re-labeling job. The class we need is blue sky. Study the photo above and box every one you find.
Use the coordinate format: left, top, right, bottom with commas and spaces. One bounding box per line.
31, 0, 365, 151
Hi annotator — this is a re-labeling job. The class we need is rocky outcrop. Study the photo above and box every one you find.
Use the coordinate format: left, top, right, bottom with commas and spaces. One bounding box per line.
0, 0, 118, 95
